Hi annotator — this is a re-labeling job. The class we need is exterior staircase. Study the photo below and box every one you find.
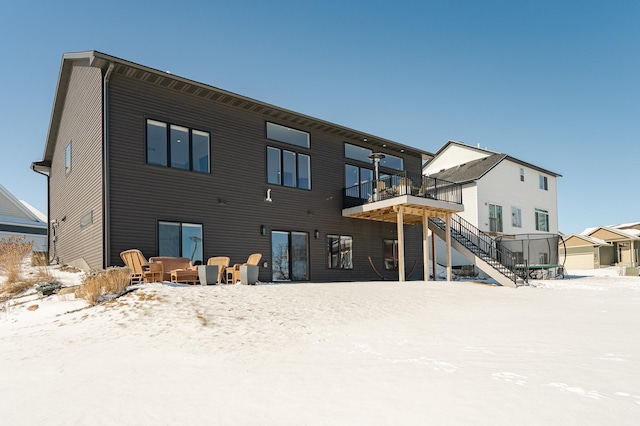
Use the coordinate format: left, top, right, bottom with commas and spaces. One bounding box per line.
428, 215, 527, 288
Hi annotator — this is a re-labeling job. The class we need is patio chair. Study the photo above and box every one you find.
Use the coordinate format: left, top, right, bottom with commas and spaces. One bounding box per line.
120, 249, 152, 284
225, 253, 262, 284
206, 256, 230, 283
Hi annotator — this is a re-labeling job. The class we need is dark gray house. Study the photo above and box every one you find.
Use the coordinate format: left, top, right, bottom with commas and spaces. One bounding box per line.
33, 51, 467, 282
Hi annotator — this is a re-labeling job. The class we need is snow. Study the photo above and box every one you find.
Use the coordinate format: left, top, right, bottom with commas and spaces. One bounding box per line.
2, 266, 640, 425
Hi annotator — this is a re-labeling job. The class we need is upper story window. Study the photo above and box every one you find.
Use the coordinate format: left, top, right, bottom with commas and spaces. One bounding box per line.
267, 146, 311, 190
539, 174, 548, 190
519, 168, 524, 182
146, 119, 210, 173
266, 122, 310, 148
380, 153, 404, 171
511, 206, 522, 228
345, 142, 404, 171
535, 208, 549, 231
345, 164, 373, 199
65, 142, 72, 175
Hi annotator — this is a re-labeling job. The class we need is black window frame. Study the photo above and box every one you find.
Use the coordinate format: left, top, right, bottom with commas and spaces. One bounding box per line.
157, 220, 204, 263
266, 145, 311, 190
539, 174, 548, 191
327, 234, 353, 270
266, 122, 310, 149
145, 118, 210, 173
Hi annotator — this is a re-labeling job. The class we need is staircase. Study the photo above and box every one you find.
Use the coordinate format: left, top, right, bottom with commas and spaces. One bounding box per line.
428, 215, 527, 288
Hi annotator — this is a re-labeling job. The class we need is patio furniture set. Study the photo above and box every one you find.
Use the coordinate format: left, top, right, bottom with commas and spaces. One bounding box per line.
120, 249, 262, 285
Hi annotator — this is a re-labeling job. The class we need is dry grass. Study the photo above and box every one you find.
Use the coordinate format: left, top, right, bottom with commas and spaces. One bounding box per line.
75, 267, 132, 306
0, 236, 35, 298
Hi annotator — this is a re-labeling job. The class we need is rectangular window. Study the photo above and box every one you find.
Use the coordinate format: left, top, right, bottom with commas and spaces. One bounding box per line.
384, 239, 398, 270
539, 175, 548, 190
511, 206, 522, 228
146, 120, 168, 166
146, 119, 209, 172
344, 143, 405, 171
345, 143, 373, 163
489, 203, 503, 233
158, 221, 203, 263
80, 210, 93, 228
327, 235, 353, 269
267, 147, 311, 190
380, 153, 404, 171
266, 122, 310, 148
65, 142, 72, 175
535, 208, 549, 232
520, 168, 524, 182
344, 164, 373, 199
191, 130, 210, 173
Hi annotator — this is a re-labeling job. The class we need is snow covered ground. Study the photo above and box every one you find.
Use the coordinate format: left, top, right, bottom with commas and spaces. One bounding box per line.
1, 267, 640, 425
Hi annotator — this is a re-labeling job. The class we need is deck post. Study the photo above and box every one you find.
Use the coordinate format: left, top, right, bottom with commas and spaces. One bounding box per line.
431, 225, 437, 281
397, 207, 405, 282
423, 210, 429, 281
445, 212, 452, 282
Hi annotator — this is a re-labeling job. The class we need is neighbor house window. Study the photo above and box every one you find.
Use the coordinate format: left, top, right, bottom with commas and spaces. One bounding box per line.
384, 239, 398, 270
520, 168, 524, 182
511, 206, 522, 228
158, 221, 203, 263
535, 208, 549, 232
489, 203, 503, 233
266, 146, 311, 189
345, 164, 373, 199
266, 122, 310, 148
327, 234, 353, 269
65, 142, 72, 175
539, 175, 548, 190
146, 119, 210, 172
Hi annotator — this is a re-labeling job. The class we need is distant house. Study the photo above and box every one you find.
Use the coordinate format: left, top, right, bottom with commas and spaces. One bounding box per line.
424, 141, 561, 236
0, 184, 47, 251
561, 224, 640, 269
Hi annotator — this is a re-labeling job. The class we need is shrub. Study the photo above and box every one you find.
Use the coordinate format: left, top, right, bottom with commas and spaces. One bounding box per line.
0, 236, 34, 296
75, 267, 132, 306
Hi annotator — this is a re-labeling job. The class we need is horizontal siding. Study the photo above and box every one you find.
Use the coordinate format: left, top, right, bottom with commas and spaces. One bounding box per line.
107, 74, 425, 281
49, 64, 104, 269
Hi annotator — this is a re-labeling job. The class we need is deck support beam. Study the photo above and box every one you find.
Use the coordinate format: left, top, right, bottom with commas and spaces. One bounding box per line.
445, 212, 452, 282
423, 210, 429, 282
397, 207, 405, 282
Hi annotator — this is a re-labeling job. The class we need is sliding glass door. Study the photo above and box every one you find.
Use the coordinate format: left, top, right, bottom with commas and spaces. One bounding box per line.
271, 231, 309, 281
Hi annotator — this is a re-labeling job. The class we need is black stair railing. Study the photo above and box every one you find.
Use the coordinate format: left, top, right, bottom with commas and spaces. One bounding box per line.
430, 214, 525, 285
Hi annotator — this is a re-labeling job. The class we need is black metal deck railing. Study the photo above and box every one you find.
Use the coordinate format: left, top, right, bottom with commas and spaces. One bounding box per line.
343, 171, 462, 209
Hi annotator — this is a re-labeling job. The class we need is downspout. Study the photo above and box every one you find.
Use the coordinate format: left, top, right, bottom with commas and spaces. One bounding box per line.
30, 162, 51, 262
103, 62, 115, 269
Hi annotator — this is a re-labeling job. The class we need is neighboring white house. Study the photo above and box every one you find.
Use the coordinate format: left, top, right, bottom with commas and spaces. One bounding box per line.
423, 140, 561, 268
0, 184, 47, 251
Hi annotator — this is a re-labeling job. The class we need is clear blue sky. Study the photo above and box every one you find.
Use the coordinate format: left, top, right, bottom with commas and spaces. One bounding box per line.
0, 0, 637, 235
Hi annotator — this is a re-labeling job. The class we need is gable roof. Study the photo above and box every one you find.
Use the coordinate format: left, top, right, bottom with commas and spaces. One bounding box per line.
428, 153, 506, 184
584, 226, 640, 241
40, 50, 434, 166
0, 184, 46, 229
563, 234, 611, 246
425, 140, 561, 178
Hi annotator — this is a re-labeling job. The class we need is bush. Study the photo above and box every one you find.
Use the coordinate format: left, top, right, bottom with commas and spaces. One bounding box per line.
75, 267, 132, 305
0, 236, 34, 296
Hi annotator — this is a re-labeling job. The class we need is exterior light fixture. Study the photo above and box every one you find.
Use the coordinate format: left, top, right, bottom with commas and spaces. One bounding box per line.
314, 230, 319, 239
261, 225, 267, 236
265, 188, 273, 202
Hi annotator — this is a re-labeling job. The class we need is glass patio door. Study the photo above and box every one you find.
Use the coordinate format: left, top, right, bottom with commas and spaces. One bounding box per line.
271, 231, 309, 281
489, 204, 503, 233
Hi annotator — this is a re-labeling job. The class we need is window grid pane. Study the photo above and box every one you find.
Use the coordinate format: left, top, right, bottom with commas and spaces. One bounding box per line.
266, 122, 310, 148
192, 130, 210, 173
146, 120, 168, 166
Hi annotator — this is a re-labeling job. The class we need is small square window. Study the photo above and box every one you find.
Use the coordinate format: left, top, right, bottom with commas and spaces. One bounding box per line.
519, 168, 524, 182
